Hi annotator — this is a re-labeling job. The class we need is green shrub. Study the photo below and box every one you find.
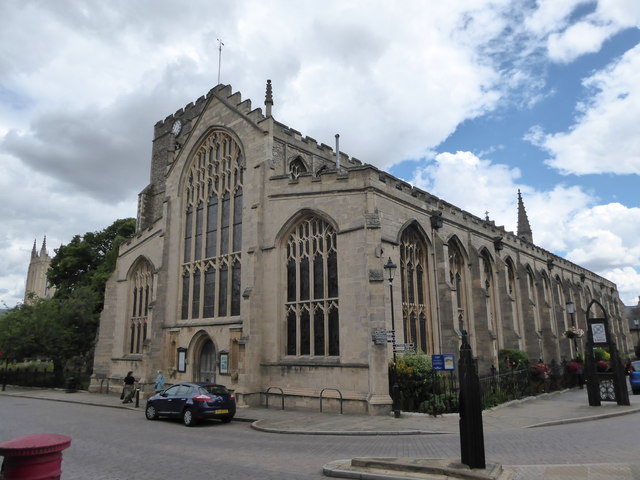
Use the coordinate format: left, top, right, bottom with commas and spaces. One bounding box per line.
482, 390, 509, 409
593, 347, 610, 361
498, 349, 528, 370
391, 353, 433, 412
419, 392, 458, 415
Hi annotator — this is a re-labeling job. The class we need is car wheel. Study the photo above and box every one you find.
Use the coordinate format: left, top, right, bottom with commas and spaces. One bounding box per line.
220, 416, 233, 423
145, 404, 158, 420
183, 407, 196, 426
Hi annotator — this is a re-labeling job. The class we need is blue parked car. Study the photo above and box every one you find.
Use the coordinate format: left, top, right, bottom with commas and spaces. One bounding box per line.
630, 361, 640, 395
145, 382, 236, 426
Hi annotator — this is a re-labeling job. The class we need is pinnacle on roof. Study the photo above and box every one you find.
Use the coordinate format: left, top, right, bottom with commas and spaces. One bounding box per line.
31, 238, 37, 257
265, 79, 273, 117
517, 189, 533, 244
40, 235, 47, 256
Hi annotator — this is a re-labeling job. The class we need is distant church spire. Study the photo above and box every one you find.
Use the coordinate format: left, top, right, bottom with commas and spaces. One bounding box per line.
31, 238, 37, 258
40, 235, 48, 256
517, 189, 533, 243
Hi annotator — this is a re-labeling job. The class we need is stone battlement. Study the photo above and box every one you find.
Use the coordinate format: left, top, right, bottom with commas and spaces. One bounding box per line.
154, 84, 264, 137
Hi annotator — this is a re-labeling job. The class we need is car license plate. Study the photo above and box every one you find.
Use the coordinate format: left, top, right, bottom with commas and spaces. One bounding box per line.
215, 409, 229, 414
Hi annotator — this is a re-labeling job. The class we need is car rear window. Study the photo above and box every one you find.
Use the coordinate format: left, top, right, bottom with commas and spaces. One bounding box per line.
632, 362, 640, 372
200, 385, 229, 395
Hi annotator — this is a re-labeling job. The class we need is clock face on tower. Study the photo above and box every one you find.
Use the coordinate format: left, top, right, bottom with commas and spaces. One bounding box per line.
171, 119, 182, 136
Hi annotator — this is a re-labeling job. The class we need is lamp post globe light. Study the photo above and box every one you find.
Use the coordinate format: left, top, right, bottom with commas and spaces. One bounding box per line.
384, 257, 401, 418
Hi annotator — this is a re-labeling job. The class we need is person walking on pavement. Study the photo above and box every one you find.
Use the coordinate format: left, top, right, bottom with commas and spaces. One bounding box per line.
154, 370, 166, 394
122, 371, 136, 404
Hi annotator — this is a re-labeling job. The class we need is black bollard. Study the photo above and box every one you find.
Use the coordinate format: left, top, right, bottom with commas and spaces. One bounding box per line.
458, 331, 485, 469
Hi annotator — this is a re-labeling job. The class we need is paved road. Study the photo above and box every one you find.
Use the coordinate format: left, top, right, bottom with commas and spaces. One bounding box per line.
1, 395, 639, 479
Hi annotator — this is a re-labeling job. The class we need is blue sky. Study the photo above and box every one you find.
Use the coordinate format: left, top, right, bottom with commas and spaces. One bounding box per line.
0, 0, 639, 307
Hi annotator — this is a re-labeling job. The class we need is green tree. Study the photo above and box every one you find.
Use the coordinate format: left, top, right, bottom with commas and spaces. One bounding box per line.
48, 218, 136, 303
0, 218, 135, 383
0, 288, 99, 382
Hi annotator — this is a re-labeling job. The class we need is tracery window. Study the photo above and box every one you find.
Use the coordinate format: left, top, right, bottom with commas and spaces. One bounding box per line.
526, 267, 541, 332
129, 259, 153, 354
181, 131, 243, 320
480, 250, 500, 365
541, 273, 556, 335
400, 225, 431, 354
480, 251, 498, 334
448, 239, 467, 331
285, 216, 339, 356
289, 157, 307, 180
505, 258, 522, 338
555, 276, 568, 334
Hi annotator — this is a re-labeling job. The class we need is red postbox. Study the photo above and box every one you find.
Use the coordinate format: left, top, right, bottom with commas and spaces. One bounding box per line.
0, 433, 71, 480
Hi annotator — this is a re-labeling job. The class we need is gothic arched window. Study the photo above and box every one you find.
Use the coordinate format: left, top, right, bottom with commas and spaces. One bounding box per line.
480, 250, 498, 334
555, 275, 568, 334
480, 250, 501, 365
505, 258, 522, 342
285, 216, 339, 356
128, 259, 153, 354
526, 266, 541, 332
289, 157, 307, 180
400, 225, 431, 354
448, 238, 467, 331
181, 130, 243, 320
541, 272, 556, 335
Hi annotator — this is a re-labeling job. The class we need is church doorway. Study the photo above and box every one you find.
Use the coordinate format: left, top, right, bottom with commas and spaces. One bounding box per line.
197, 339, 216, 383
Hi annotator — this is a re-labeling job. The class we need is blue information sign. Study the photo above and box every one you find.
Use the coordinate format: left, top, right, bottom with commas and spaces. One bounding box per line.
432, 354, 455, 371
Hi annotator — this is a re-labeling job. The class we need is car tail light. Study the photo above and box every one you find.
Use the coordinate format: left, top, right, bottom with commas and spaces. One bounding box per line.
230, 394, 235, 401
193, 394, 212, 402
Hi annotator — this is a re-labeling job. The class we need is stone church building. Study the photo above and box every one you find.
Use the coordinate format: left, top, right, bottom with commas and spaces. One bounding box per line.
24, 237, 55, 304
90, 82, 632, 413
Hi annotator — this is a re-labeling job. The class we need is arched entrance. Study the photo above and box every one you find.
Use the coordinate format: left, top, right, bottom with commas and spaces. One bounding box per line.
197, 339, 216, 383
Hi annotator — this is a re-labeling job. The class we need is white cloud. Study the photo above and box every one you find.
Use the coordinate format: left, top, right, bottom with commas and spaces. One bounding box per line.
547, 21, 616, 63
532, 0, 640, 63
603, 267, 640, 305
525, 0, 591, 36
409, 152, 640, 303
410, 152, 593, 250
0, 0, 639, 307
565, 203, 640, 269
529, 44, 640, 175
0, 153, 136, 307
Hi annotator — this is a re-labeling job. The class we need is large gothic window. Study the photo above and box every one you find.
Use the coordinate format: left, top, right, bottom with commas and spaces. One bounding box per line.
506, 258, 522, 339
128, 259, 153, 354
181, 131, 243, 320
526, 267, 541, 332
285, 216, 339, 356
479, 251, 498, 333
400, 225, 431, 354
555, 276, 568, 335
541, 272, 556, 336
448, 239, 467, 332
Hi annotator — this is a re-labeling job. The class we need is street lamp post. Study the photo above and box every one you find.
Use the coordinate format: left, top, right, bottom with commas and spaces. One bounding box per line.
384, 257, 401, 419
566, 301, 577, 356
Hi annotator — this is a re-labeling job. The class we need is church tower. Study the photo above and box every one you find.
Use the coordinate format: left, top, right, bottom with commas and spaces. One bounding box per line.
517, 189, 533, 243
24, 237, 55, 303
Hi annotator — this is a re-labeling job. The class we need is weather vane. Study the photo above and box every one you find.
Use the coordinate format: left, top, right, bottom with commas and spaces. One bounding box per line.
217, 38, 224, 85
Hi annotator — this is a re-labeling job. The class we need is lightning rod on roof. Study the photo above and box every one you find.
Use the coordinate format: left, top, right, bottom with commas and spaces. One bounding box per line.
217, 38, 224, 85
